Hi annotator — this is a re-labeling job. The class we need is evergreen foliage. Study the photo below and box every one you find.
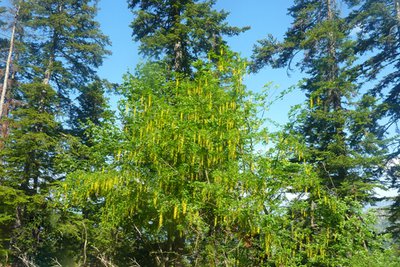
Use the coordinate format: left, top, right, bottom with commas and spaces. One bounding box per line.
0, 83, 61, 264
0, 0, 111, 265
346, 0, 400, 240
129, 0, 248, 73
251, 0, 386, 202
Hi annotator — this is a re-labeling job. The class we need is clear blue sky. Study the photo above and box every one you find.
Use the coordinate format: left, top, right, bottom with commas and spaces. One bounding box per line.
96, 0, 304, 125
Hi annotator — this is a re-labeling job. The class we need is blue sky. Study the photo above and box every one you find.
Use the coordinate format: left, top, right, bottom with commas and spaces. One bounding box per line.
96, 0, 304, 125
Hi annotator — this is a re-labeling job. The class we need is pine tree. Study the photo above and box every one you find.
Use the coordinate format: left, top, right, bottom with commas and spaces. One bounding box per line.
129, 0, 248, 73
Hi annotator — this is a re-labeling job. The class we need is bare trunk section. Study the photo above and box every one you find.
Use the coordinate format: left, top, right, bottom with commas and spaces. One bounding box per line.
173, 40, 183, 72
82, 222, 88, 266
43, 35, 56, 85
396, 0, 400, 22
170, 0, 185, 73
0, 5, 20, 119
42, 58, 53, 85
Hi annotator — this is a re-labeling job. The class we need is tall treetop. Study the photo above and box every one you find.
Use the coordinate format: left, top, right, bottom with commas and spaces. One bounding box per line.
18, 0, 111, 90
129, 0, 248, 73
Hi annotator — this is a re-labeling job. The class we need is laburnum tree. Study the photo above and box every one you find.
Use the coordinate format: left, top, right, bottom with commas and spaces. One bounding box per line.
346, 0, 400, 240
128, 0, 248, 73
62, 50, 266, 266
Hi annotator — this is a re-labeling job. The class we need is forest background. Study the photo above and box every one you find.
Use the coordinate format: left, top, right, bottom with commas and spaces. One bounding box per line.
0, 0, 400, 266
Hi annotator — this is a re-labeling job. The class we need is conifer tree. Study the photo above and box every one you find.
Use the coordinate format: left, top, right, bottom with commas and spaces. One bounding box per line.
0, 83, 62, 265
129, 0, 248, 73
4, 0, 111, 130
70, 80, 112, 146
252, 0, 384, 202
0, 0, 111, 264
346, 0, 400, 240
21, 0, 110, 84
1, 0, 111, 139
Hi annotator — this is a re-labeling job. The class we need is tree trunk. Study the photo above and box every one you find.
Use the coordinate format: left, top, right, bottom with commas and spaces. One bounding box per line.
395, 0, 400, 22
43, 36, 56, 85
170, 0, 185, 73
43, 3, 63, 85
173, 40, 184, 72
0, 5, 20, 119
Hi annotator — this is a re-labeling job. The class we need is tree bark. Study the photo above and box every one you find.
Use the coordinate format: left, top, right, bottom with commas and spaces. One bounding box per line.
395, 0, 400, 22
170, 0, 185, 73
173, 40, 184, 72
43, 34, 56, 85
0, 5, 20, 119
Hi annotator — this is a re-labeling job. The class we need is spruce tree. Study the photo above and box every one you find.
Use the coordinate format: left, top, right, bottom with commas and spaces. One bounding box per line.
7, 0, 111, 130
252, 0, 384, 202
1, 0, 111, 139
129, 0, 248, 73
70, 80, 112, 146
0, 83, 61, 265
346, 0, 400, 240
